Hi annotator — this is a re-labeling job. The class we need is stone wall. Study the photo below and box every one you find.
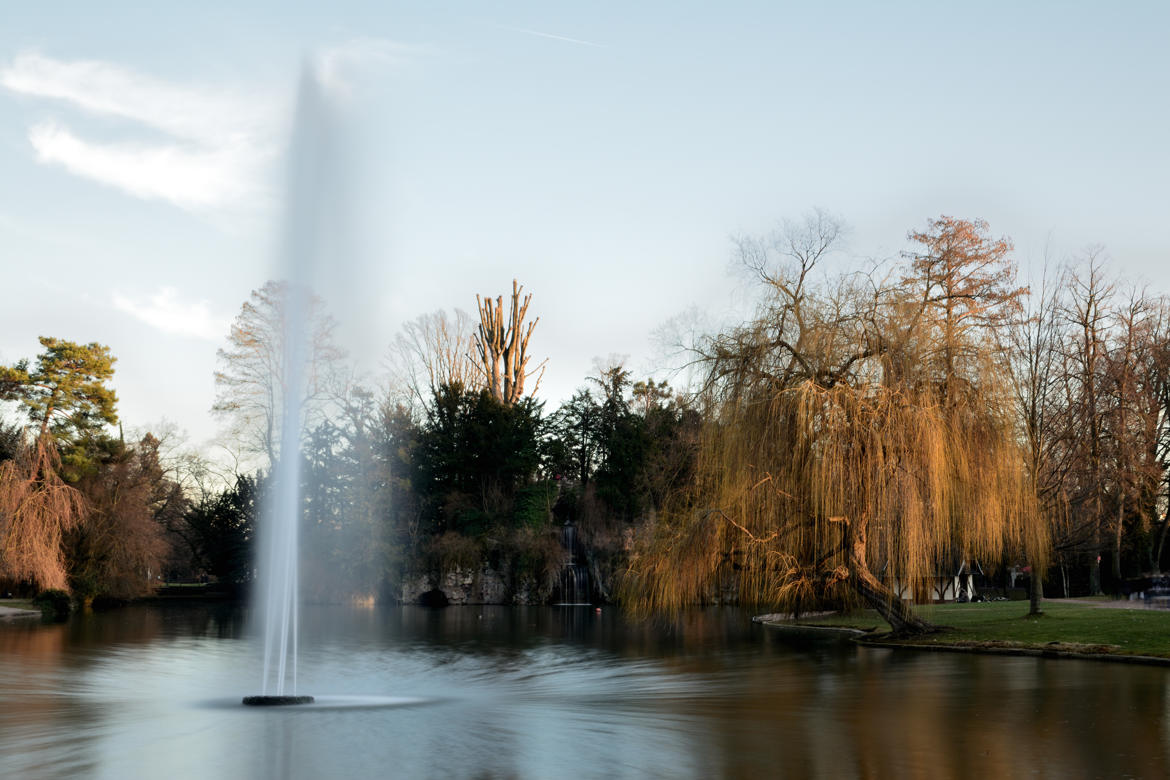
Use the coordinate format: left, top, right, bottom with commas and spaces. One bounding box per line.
399, 565, 555, 606
396, 527, 632, 606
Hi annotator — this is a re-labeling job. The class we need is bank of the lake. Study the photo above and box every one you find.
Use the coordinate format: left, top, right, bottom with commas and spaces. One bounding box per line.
0, 600, 39, 619
758, 599, 1170, 663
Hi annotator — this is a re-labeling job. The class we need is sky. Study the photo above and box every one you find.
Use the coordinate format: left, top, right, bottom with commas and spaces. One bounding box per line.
1, 1, 1168, 455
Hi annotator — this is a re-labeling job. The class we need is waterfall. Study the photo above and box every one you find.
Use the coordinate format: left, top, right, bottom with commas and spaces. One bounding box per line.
556, 521, 592, 606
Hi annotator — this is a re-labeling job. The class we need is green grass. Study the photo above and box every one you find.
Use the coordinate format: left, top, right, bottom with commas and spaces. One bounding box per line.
791, 600, 1170, 658
0, 598, 38, 611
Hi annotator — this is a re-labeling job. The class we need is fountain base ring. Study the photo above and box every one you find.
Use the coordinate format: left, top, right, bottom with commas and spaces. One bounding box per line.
242, 695, 315, 706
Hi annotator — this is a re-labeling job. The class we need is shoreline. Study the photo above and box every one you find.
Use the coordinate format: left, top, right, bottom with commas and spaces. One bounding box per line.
754, 610, 1170, 667
0, 605, 41, 620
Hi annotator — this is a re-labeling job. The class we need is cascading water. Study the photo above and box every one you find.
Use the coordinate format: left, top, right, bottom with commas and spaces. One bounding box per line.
556, 521, 592, 606
244, 65, 332, 707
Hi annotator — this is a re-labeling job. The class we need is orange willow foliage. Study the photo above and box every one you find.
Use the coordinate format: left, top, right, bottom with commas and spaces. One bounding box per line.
0, 436, 86, 590
625, 217, 1047, 617
626, 374, 1047, 613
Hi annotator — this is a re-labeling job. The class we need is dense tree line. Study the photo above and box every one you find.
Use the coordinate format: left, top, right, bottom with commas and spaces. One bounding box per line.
1007, 257, 1170, 597
5, 218, 1168, 616
0, 282, 697, 604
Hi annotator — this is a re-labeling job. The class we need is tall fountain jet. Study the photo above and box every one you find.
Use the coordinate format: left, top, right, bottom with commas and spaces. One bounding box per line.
243, 65, 334, 707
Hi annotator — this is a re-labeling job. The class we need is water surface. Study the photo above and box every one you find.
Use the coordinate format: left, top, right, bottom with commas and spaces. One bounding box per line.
1, 605, 1166, 778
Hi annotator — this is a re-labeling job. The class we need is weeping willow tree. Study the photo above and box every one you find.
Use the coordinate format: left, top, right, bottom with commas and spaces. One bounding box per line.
624, 214, 1048, 634
0, 435, 87, 591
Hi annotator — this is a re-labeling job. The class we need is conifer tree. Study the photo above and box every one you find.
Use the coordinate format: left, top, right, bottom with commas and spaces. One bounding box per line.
0, 337, 116, 590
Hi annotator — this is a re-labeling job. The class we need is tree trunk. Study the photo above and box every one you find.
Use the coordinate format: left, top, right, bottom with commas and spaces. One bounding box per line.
1155, 518, 1170, 575
1090, 489, 1103, 595
848, 516, 935, 635
1113, 496, 1124, 588
1028, 562, 1043, 616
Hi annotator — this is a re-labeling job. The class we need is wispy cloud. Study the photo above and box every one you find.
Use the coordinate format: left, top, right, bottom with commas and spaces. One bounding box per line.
0, 51, 273, 145
495, 24, 607, 49
30, 121, 258, 211
112, 287, 228, 341
1, 44, 418, 213
1, 51, 276, 212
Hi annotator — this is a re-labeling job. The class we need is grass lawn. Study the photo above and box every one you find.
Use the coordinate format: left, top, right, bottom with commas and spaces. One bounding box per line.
790, 600, 1170, 658
0, 598, 38, 611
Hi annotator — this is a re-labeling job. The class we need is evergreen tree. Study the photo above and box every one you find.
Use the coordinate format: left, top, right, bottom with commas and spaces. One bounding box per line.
0, 336, 119, 478
0, 337, 118, 591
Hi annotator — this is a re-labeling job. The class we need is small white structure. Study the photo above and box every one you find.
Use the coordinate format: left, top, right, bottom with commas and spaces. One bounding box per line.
885, 561, 978, 603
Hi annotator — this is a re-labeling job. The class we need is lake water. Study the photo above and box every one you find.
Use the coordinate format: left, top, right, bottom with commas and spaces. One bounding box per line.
1, 604, 1167, 779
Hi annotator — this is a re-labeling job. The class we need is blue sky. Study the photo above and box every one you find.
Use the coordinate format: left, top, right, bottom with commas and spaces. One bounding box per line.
2, 1, 1167, 453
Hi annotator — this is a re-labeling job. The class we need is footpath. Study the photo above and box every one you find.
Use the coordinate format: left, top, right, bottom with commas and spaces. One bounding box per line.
0, 604, 40, 619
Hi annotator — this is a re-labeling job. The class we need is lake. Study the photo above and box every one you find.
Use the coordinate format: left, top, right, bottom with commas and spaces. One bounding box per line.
1, 604, 1166, 778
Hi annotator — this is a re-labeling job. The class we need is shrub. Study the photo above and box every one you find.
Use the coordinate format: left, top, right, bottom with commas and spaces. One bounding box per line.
32, 589, 72, 621
428, 532, 483, 574
512, 481, 557, 529
507, 525, 563, 582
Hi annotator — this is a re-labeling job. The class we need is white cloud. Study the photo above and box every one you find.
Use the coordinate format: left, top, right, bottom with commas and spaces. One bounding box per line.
112, 287, 229, 341
29, 120, 258, 211
1, 51, 278, 212
0, 51, 273, 147
1, 44, 416, 212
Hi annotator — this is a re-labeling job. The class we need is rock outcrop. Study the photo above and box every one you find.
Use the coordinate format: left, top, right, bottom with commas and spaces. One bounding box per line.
399, 566, 554, 606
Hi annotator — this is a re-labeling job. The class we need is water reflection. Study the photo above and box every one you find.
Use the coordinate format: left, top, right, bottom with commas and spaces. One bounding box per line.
1, 605, 1167, 778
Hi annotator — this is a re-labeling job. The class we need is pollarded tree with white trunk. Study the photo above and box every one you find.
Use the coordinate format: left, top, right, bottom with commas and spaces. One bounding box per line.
472, 279, 545, 406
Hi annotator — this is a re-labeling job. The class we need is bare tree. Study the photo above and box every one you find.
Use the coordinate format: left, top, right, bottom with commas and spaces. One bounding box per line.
1149, 303, 1170, 571
472, 279, 546, 405
69, 435, 175, 598
1060, 252, 1115, 594
386, 308, 482, 416
1009, 254, 1170, 595
212, 280, 346, 469
1006, 261, 1075, 611
1100, 288, 1167, 583
1105, 289, 1143, 582
903, 216, 1027, 406
734, 207, 845, 291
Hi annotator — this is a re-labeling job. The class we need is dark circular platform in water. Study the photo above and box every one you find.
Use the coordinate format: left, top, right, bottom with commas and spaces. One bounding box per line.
242, 695, 316, 706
